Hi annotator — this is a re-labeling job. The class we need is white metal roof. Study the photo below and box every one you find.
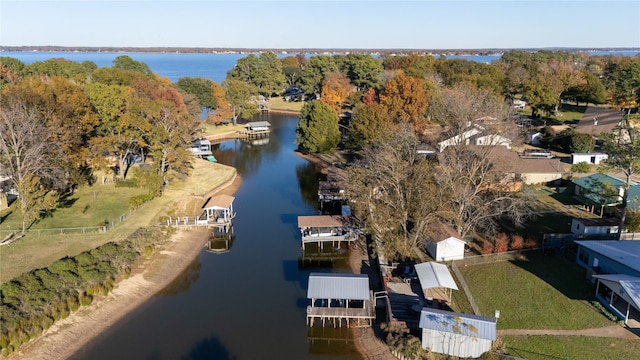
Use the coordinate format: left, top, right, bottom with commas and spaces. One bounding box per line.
592, 274, 640, 310
415, 262, 458, 290
307, 273, 370, 300
419, 307, 496, 341
575, 240, 640, 273
245, 121, 271, 128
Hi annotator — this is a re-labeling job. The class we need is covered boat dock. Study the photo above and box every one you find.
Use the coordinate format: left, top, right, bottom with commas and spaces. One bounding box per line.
298, 215, 359, 250
306, 273, 376, 327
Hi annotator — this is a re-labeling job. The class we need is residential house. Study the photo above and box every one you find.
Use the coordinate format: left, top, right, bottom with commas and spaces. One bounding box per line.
425, 222, 466, 261
493, 147, 565, 185
573, 173, 640, 212
571, 217, 619, 236
419, 307, 496, 358
571, 153, 608, 165
575, 107, 625, 137
437, 117, 512, 152
575, 240, 640, 326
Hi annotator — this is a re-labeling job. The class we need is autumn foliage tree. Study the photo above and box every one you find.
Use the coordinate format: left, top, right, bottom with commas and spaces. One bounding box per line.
320, 71, 354, 113
380, 74, 429, 133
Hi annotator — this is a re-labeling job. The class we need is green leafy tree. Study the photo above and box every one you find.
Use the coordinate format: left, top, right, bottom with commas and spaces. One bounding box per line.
612, 62, 640, 114
626, 210, 640, 233
295, 101, 340, 153
299, 55, 338, 95
174, 77, 218, 111
341, 54, 383, 91
348, 102, 392, 150
112, 55, 154, 77
228, 52, 286, 97
600, 114, 640, 238
223, 79, 259, 125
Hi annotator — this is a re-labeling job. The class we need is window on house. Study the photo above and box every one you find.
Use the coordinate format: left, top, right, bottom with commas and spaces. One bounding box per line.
578, 248, 589, 265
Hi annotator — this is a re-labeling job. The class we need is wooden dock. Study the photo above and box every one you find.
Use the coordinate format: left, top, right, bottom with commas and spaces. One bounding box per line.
306, 298, 376, 327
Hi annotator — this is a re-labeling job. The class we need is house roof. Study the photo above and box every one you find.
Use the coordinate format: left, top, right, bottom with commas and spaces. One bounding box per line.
202, 195, 234, 210
415, 262, 458, 291
575, 240, 640, 273
573, 173, 627, 189
307, 273, 370, 300
592, 274, 640, 310
419, 307, 496, 341
575, 107, 626, 136
245, 121, 271, 128
573, 217, 620, 227
492, 146, 563, 174
428, 222, 464, 243
298, 215, 353, 228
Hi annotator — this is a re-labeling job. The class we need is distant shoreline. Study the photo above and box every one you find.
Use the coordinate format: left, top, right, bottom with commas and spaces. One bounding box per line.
2, 45, 639, 57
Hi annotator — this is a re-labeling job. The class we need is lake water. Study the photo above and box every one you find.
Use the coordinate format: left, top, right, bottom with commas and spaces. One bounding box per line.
5, 50, 637, 84
70, 112, 360, 360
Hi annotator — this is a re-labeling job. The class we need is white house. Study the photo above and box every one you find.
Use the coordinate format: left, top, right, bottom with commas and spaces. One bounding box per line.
419, 308, 496, 358
571, 217, 619, 236
437, 121, 512, 152
512, 99, 527, 109
425, 222, 466, 262
571, 153, 608, 165
526, 130, 542, 145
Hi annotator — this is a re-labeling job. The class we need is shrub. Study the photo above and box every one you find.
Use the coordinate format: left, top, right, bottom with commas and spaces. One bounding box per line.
494, 233, 509, 253
129, 192, 155, 208
481, 241, 494, 255
510, 234, 524, 250
571, 161, 591, 173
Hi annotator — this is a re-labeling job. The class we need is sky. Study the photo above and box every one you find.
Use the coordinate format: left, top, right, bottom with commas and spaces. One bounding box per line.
1, 1, 639, 50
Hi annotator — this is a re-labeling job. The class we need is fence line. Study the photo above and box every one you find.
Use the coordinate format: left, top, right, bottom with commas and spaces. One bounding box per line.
452, 248, 543, 267
0, 203, 147, 241
450, 261, 481, 316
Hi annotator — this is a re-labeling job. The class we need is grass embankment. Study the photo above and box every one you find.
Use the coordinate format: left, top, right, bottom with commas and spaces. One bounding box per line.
503, 336, 640, 360
268, 96, 304, 112
0, 159, 236, 283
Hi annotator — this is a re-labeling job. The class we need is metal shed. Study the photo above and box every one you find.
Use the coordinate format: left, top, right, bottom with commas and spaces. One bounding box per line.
419, 307, 496, 358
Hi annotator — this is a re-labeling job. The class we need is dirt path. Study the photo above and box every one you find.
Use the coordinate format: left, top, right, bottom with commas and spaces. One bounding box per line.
498, 325, 639, 340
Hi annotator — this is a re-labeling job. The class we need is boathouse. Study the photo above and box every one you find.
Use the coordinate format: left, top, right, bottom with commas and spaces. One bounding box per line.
240, 121, 271, 138
298, 215, 359, 250
419, 307, 496, 358
415, 262, 458, 303
306, 273, 375, 327
189, 138, 212, 157
199, 195, 236, 234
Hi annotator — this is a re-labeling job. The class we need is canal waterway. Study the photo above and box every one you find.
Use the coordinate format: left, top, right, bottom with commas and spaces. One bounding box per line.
70, 112, 361, 360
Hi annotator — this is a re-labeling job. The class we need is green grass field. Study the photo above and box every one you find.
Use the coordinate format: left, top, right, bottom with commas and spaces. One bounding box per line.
503, 335, 640, 360
268, 96, 304, 112
0, 159, 236, 283
459, 256, 612, 330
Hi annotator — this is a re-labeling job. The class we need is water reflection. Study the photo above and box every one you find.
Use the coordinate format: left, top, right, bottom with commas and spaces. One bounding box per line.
296, 162, 323, 210
180, 336, 236, 360
205, 230, 236, 254
157, 256, 202, 296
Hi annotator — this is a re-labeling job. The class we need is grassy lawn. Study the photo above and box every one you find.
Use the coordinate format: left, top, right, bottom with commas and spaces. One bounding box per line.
519, 104, 587, 125
0, 186, 147, 230
268, 96, 304, 112
459, 256, 612, 330
503, 336, 640, 360
0, 159, 236, 283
